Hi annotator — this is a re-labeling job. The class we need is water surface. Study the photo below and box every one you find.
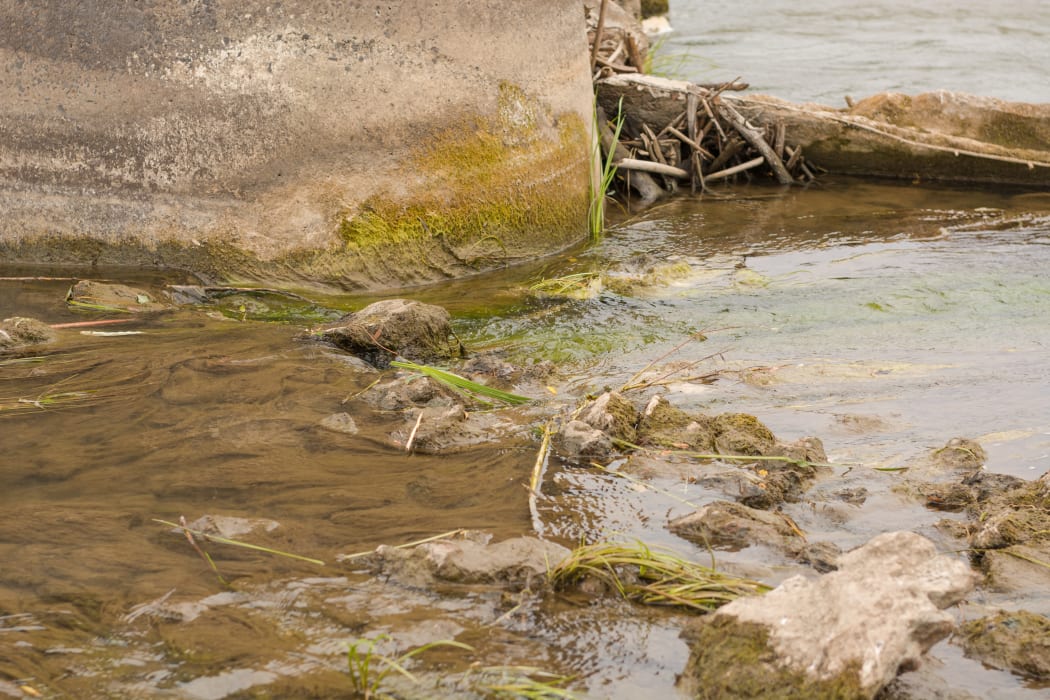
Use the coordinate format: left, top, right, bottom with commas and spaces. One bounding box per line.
3, 177, 1048, 697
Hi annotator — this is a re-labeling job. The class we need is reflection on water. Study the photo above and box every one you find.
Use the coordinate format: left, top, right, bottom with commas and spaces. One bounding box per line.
2, 178, 1049, 697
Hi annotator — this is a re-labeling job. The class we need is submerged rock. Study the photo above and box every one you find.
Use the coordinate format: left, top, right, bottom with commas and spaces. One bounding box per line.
554, 419, 616, 463
669, 500, 840, 571
318, 412, 359, 435
364, 534, 570, 589
958, 610, 1050, 680
68, 280, 170, 312
0, 316, 55, 351
315, 299, 461, 368
669, 501, 801, 552
680, 531, 976, 699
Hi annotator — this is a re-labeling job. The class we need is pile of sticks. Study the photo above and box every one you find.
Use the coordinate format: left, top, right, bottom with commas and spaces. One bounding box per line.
587, 0, 821, 202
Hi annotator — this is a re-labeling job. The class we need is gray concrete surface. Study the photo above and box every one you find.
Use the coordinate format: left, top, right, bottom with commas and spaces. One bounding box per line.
0, 1, 595, 289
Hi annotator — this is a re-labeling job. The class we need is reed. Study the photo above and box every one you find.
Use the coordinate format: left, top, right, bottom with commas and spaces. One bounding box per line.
588, 98, 624, 241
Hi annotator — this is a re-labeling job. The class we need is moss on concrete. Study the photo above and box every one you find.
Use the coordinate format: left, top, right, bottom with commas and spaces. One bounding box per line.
308, 86, 590, 289
681, 616, 867, 699
2, 84, 592, 292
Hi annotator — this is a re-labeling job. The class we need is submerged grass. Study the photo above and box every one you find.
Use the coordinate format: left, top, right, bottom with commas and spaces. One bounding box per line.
347, 634, 473, 699
471, 666, 579, 699
154, 518, 325, 567
528, 271, 603, 300
549, 539, 769, 612
389, 360, 531, 406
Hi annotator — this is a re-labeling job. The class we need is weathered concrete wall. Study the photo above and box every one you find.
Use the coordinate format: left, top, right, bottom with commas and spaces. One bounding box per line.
0, 1, 595, 289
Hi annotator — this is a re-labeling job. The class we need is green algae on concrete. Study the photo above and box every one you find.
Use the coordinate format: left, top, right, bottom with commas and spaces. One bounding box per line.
300, 86, 591, 290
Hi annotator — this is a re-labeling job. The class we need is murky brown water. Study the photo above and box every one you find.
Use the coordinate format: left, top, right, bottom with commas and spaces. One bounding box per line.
3, 176, 1049, 698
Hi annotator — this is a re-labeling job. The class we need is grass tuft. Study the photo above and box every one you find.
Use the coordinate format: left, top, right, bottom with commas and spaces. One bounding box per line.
549, 539, 769, 612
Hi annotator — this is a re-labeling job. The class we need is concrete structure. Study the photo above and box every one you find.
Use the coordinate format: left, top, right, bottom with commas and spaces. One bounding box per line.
0, 1, 596, 289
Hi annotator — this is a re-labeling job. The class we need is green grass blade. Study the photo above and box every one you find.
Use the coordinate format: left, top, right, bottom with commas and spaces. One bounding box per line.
389, 360, 531, 406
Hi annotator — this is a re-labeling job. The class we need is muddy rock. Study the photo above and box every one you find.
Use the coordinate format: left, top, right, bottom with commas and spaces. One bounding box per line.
906, 438, 987, 482
365, 535, 570, 589
365, 374, 458, 411
68, 280, 170, 312
669, 501, 801, 552
554, 419, 616, 463
634, 396, 829, 508
712, 413, 777, 456
460, 352, 553, 389
963, 470, 1050, 593
957, 610, 1050, 679
316, 299, 461, 368
578, 391, 639, 443
680, 531, 976, 699
669, 500, 840, 571
637, 396, 716, 451
0, 316, 55, 351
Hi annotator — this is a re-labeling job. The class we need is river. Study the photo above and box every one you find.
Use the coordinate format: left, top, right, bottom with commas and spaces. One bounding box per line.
2, 4, 1050, 699
664, 0, 1050, 105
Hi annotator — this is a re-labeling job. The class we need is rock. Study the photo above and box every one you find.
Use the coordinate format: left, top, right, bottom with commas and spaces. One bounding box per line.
365, 535, 570, 589
879, 663, 981, 700
712, 413, 777, 456
958, 610, 1050, 679
578, 391, 639, 443
793, 541, 842, 574
680, 532, 977, 699
183, 515, 280, 540
0, 316, 55, 351
554, 420, 616, 463
977, 544, 1050, 597
318, 412, 359, 435
68, 280, 170, 312
316, 299, 460, 368
929, 438, 987, 472
637, 396, 716, 451
669, 501, 801, 552
964, 470, 1050, 594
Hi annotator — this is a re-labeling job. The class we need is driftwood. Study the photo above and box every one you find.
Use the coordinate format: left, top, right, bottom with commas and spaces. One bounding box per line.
616, 158, 690, 179
597, 107, 666, 205
594, 73, 814, 202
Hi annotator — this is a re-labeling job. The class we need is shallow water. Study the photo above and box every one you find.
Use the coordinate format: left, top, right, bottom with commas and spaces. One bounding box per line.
664, 0, 1050, 105
3, 177, 1049, 697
